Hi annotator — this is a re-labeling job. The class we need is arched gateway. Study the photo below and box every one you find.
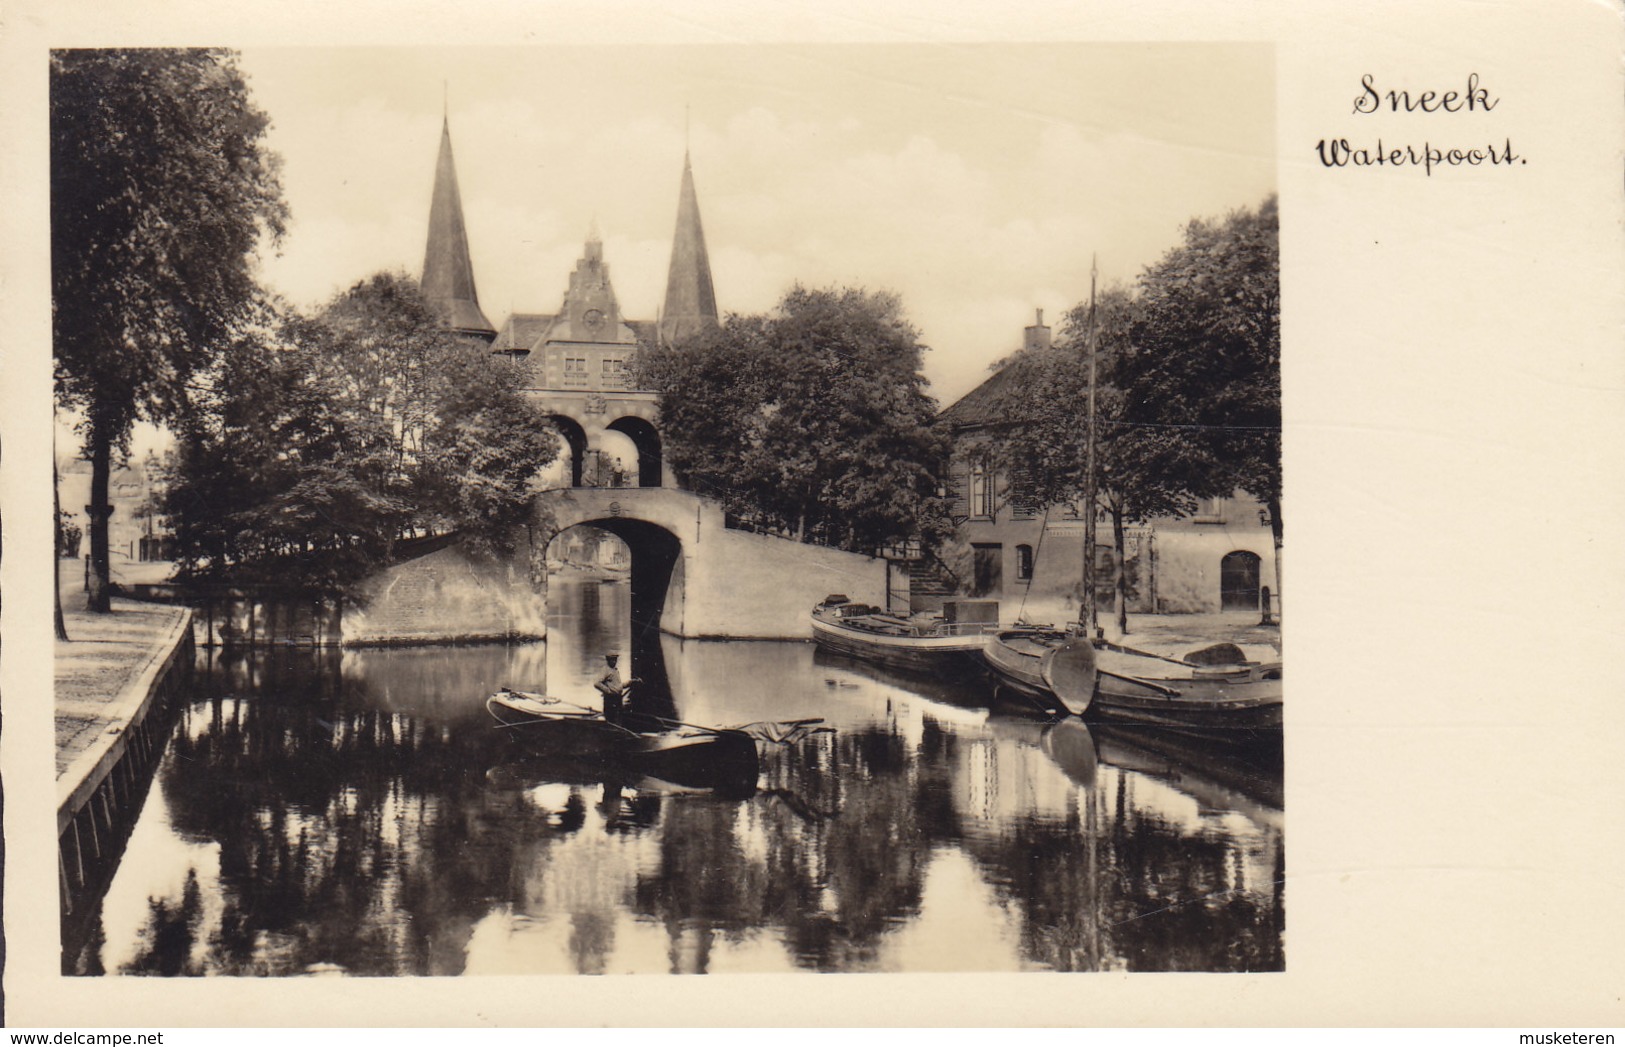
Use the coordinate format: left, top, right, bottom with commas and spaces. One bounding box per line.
374, 120, 886, 645
531, 487, 890, 641
488, 227, 674, 490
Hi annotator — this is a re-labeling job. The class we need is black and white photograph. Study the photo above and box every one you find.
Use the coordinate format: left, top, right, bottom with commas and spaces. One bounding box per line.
46, 42, 1282, 978
3, 0, 1623, 1032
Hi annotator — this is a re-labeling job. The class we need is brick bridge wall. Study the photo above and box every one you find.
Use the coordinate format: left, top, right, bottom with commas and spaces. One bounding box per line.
542, 487, 888, 640
336, 487, 889, 645
342, 543, 546, 646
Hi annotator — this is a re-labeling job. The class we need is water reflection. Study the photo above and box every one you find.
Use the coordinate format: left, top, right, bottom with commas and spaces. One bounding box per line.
71, 575, 1283, 976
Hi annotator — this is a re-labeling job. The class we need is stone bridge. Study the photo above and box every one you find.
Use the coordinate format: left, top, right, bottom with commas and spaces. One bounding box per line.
533, 486, 891, 641
343, 485, 894, 646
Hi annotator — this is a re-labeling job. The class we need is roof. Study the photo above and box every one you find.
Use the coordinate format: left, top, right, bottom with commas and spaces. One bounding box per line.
438, 298, 499, 337
625, 320, 661, 345
420, 118, 496, 337
489, 313, 555, 354
659, 153, 720, 346
938, 361, 1029, 430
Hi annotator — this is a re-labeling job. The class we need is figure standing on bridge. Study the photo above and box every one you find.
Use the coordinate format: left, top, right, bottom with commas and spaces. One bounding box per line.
610, 457, 625, 488
595, 652, 625, 724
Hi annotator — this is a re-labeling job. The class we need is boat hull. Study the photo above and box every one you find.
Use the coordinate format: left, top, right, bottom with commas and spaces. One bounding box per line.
1091, 657, 1282, 730
486, 693, 637, 758
981, 631, 1097, 717
487, 691, 761, 792
810, 614, 989, 675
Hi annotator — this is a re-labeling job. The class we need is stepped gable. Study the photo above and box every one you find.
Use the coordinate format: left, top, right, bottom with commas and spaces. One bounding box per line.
542, 224, 640, 346
420, 116, 496, 339
658, 152, 719, 346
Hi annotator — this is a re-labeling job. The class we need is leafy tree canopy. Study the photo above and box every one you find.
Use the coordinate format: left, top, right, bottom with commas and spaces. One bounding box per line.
636, 285, 952, 555
1121, 195, 1281, 516
164, 275, 558, 592
51, 48, 288, 609
986, 286, 1224, 527
983, 196, 1279, 526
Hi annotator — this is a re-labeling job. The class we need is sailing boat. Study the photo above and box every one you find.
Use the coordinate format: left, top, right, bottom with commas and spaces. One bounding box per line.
982, 259, 1283, 729
982, 257, 1105, 718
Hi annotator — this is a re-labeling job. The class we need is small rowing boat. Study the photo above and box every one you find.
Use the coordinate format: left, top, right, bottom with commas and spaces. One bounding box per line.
486, 688, 761, 792
810, 595, 1001, 675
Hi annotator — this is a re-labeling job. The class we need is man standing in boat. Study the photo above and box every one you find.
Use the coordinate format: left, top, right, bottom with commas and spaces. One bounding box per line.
595, 652, 626, 724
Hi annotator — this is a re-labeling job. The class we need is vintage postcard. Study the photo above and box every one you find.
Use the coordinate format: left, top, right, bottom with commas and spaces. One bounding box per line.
2, 0, 1621, 1030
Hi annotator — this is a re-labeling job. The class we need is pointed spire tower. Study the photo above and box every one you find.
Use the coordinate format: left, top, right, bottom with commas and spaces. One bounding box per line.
420, 114, 496, 341
659, 150, 719, 346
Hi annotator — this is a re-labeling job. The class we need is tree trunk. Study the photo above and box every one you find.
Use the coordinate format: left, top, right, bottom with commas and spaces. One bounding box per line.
54, 452, 70, 640
85, 417, 114, 613
1269, 495, 1284, 621
1112, 505, 1128, 636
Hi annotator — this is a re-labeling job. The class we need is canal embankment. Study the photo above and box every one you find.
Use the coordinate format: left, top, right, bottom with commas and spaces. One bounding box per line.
55, 558, 194, 920
1005, 591, 1283, 662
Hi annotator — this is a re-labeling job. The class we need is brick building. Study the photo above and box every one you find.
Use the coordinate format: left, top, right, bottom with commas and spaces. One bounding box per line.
934, 310, 1278, 620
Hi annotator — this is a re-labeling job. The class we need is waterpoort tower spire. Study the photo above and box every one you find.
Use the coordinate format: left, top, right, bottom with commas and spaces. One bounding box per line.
420, 115, 496, 340
658, 151, 719, 346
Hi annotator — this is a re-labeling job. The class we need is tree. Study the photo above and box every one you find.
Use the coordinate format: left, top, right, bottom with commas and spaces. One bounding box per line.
163, 277, 558, 592
310, 274, 559, 556
989, 287, 1230, 631
52, 48, 288, 611
1122, 195, 1281, 608
164, 302, 398, 591
978, 197, 1279, 627
637, 286, 952, 555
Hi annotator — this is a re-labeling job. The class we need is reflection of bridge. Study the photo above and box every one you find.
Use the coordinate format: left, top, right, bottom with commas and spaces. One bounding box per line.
534, 486, 889, 641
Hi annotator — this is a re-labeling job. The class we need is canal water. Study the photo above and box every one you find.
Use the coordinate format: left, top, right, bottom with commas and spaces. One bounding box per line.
66, 575, 1284, 976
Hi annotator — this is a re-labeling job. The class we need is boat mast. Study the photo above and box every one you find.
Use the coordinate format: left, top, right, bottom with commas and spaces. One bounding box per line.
1081, 255, 1099, 637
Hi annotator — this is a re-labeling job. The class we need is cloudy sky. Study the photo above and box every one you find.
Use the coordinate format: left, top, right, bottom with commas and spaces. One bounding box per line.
239, 44, 1274, 407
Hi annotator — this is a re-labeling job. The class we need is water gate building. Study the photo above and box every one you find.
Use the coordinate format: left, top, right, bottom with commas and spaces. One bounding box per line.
419, 114, 1276, 629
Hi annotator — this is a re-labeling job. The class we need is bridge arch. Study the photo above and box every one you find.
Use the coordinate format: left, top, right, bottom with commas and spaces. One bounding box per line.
547, 516, 681, 648
533, 486, 888, 641
548, 414, 589, 488
544, 515, 682, 717
606, 415, 663, 488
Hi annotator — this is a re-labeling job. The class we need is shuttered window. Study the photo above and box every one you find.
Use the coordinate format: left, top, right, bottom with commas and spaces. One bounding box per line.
948, 465, 970, 523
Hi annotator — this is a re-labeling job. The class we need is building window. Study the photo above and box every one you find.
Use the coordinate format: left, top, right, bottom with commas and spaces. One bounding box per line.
1193, 497, 1227, 524
970, 461, 996, 519
1015, 544, 1033, 581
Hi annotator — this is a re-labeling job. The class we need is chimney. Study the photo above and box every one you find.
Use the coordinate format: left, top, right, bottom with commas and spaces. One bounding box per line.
1023, 307, 1052, 352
